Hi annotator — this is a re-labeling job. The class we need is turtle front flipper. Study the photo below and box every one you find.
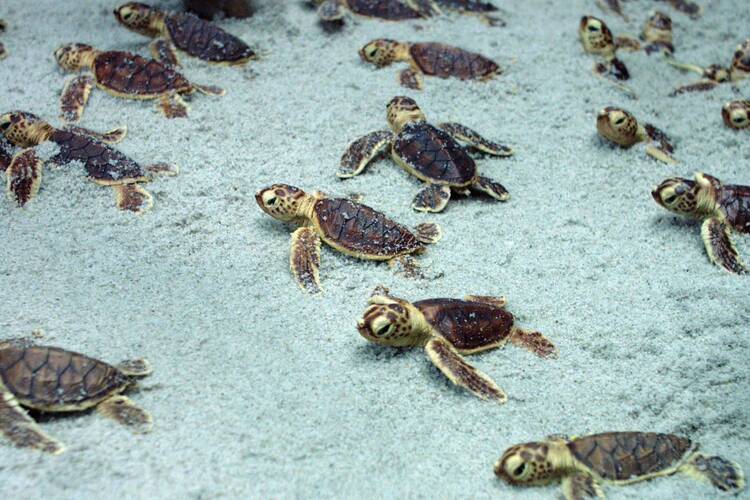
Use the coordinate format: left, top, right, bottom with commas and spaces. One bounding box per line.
413, 184, 451, 212
399, 68, 424, 90
6, 149, 43, 207
0, 387, 64, 454
149, 39, 179, 68
614, 36, 641, 52
644, 123, 677, 164
63, 125, 128, 144
472, 176, 510, 202
561, 471, 605, 500
192, 83, 226, 97
679, 453, 745, 492
338, 130, 394, 178
60, 75, 95, 123
413, 222, 442, 244
701, 217, 746, 274
437, 122, 513, 156
117, 358, 153, 377
97, 395, 152, 434
157, 93, 189, 119
510, 327, 558, 359
464, 295, 507, 308
424, 336, 507, 403
670, 80, 719, 96
317, 0, 345, 21
113, 184, 154, 214
290, 226, 323, 294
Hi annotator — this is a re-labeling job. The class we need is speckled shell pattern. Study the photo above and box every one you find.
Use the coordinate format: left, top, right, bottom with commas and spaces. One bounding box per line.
347, 0, 423, 19
0, 345, 127, 410
414, 299, 514, 350
392, 122, 477, 186
719, 184, 750, 234
49, 129, 147, 183
313, 197, 424, 257
567, 432, 693, 481
409, 43, 499, 80
94, 51, 191, 96
165, 12, 256, 63
435, 0, 497, 13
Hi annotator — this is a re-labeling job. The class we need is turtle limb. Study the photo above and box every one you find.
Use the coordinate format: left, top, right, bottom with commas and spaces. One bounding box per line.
290, 226, 322, 294
412, 184, 451, 212
97, 395, 152, 434
670, 80, 719, 96
0, 387, 63, 454
614, 36, 641, 52
6, 149, 43, 207
149, 39, 180, 68
113, 184, 154, 214
60, 75, 95, 123
645, 145, 677, 164
337, 130, 394, 178
117, 358, 153, 377
157, 93, 189, 119
438, 122, 513, 156
413, 222, 442, 244
596, 0, 628, 21
662, 0, 702, 19
192, 83, 226, 96
317, 0, 345, 21
666, 59, 706, 76
424, 336, 507, 403
509, 327, 558, 359
388, 255, 425, 280
701, 218, 746, 274
471, 176, 510, 201
679, 453, 745, 492
593, 61, 638, 99
145, 163, 180, 177
63, 125, 128, 144
644, 124, 677, 163
369, 285, 393, 301
464, 295, 507, 308
561, 471, 605, 500
0, 42, 7, 60
399, 68, 424, 90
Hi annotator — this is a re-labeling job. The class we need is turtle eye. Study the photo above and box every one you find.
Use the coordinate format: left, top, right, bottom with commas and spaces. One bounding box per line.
663, 194, 677, 204
588, 25, 599, 32
0, 121, 10, 131
266, 197, 277, 206
614, 116, 626, 125
513, 463, 526, 476
375, 323, 392, 336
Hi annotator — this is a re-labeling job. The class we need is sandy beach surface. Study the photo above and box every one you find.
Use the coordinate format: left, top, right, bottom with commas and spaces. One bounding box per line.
0, 0, 748, 498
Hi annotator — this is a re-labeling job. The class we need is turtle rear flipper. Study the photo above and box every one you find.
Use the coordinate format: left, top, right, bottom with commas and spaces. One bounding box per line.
6, 149, 43, 207
681, 453, 745, 492
510, 327, 558, 359
0, 387, 63, 454
414, 222, 442, 244
472, 176, 510, 201
149, 39, 179, 68
413, 184, 451, 212
290, 226, 322, 294
424, 336, 507, 403
701, 218, 746, 274
114, 184, 153, 214
561, 471, 605, 499
60, 75, 95, 123
438, 122, 512, 156
97, 395, 152, 434
338, 130, 393, 178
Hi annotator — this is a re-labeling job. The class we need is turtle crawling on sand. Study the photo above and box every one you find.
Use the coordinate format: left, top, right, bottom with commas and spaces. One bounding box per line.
495, 432, 744, 498
723, 100, 750, 130
667, 39, 750, 95
114, 2, 257, 66
596, 107, 677, 164
309, 0, 504, 26
359, 38, 500, 90
0, 338, 153, 455
55, 43, 224, 121
256, 184, 442, 294
0, 20, 7, 60
652, 172, 750, 274
579, 16, 640, 97
357, 287, 557, 403
0, 111, 177, 213
339, 96, 512, 212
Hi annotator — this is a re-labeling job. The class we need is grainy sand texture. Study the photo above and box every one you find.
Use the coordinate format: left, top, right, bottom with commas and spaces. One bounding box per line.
0, 0, 748, 498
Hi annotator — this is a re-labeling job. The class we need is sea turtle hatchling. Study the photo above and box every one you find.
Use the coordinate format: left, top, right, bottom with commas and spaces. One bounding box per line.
578, 16, 641, 97
723, 100, 750, 130
596, 107, 677, 164
357, 288, 557, 403
359, 38, 500, 90
255, 184, 442, 294
0, 338, 153, 455
338, 96, 512, 213
495, 432, 744, 499
0, 20, 7, 60
0, 111, 177, 213
652, 172, 750, 274
55, 43, 224, 121
667, 38, 750, 95
114, 2, 257, 67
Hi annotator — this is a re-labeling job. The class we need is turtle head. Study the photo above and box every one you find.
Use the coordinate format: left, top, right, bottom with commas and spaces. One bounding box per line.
255, 184, 311, 222
359, 39, 406, 67
495, 440, 566, 486
596, 107, 640, 147
114, 2, 163, 37
54, 43, 97, 72
386, 96, 426, 133
579, 16, 614, 56
652, 172, 719, 216
730, 39, 750, 82
722, 100, 750, 130
357, 295, 428, 347
0, 111, 53, 148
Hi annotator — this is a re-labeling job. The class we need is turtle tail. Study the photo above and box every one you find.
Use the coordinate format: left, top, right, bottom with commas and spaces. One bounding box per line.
681, 453, 745, 493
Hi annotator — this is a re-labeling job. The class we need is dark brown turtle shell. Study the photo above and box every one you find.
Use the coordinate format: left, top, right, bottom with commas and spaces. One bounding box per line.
164, 11, 256, 64
435, 0, 498, 13
719, 184, 750, 234
313, 197, 423, 258
0, 345, 127, 410
50, 129, 148, 184
94, 51, 191, 97
414, 298, 514, 350
392, 122, 477, 186
568, 432, 693, 481
347, 0, 423, 19
409, 43, 499, 80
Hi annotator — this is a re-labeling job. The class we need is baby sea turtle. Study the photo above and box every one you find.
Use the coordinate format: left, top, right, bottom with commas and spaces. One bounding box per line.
596, 107, 676, 164
357, 288, 557, 403
114, 2, 257, 66
0, 111, 177, 213
723, 100, 750, 130
668, 38, 750, 95
55, 43, 224, 121
495, 432, 744, 498
339, 96, 512, 213
359, 38, 500, 90
255, 184, 442, 294
579, 16, 640, 97
0, 338, 153, 455
0, 20, 7, 60
652, 172, 749, 274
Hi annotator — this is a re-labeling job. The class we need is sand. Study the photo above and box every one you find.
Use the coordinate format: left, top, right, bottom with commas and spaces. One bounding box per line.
0, 0, 748, 498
